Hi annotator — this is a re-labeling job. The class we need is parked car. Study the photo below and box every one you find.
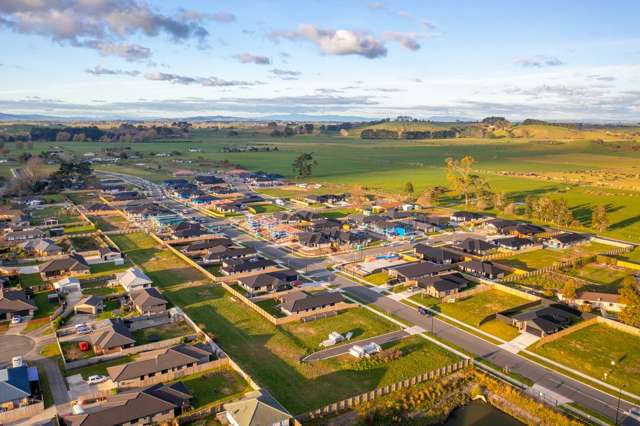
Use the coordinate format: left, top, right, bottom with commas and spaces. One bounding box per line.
76, 326, 92, 335
78, 341, 90, 352
86, 375, 107, 385
11, 315, 21, 324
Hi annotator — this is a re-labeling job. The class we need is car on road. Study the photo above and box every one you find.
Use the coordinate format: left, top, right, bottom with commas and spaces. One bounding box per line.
418, 307, 429, 316
86, 375, 108, 385
11, 315, 21, 324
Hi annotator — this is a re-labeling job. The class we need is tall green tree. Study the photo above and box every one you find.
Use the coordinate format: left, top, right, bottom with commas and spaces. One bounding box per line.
404, 182, 415, 197
292, 153, 317, 178
445, 156, 483, 206
591, 204, 609, 232
619, 281, 640, 327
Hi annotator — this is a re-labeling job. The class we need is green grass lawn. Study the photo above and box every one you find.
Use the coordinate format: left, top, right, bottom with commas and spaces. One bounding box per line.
436, 289, 531, 327
280, 307, 400, 353
565, 262, 632, 292
70, 236, 102, 251
154, 282, 459, 414
363, 271, 390, 286
19, 273, 45, 288
478, 319, 521, 341
531, 323, 640, 395
132, 320, 194, 345
88, 260, 132, 276
319, 208, 357, 219
89, 215, 126, 231
32, 291, 60, 319
30, 206, 80, 225
64, 223, 96, 234
407, 293, 440, 307
65, 355, 135, 379
61, 340, 96, 362
254, 298, 285, 318
249, 204, 286, 214
179, 368, 250, 409
500, 243, 614, 271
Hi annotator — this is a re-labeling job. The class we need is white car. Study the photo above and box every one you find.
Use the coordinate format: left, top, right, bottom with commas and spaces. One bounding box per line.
11, 315, 21, 324
86, 375, 107, 385
76, 326, 92, 335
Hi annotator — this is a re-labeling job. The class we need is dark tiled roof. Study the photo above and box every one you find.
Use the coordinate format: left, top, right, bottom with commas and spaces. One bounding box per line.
391, 261, 452, 279
552, 232, 589, 245
414, 244, 463, 263
130, 287, 167, 309
417, 273, 468, 292
459, 260, 506, 276
91, 319, 134, 350
460, 238, 495, 253
281, 291, 343, 313
0, 288, 37, 314
40, 254, 90, 273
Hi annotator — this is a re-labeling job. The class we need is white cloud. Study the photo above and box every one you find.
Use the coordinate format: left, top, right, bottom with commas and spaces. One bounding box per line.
144, 72, 263, 87
234, 53, 271, 65
270, 24, 388, 59
515, 55, 564, 68
85, 66, 140, 76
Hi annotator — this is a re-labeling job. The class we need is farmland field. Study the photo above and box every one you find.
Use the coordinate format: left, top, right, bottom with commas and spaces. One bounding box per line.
531, 323, 640, 395
4, 131, 640, 242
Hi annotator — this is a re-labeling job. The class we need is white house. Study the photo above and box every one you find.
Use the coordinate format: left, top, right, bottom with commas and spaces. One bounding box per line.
112, 267, 153, 292
53, 277, 81, 293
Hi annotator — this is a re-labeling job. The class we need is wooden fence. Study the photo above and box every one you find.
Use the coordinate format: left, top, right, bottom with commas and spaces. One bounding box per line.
298, 359, 472, 421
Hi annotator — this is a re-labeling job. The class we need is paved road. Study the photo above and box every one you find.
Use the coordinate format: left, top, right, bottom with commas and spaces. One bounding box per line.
99, 170, 640, 425
302, 330, 409, 362
331, 275, 639, 425
0, 335, 34, 367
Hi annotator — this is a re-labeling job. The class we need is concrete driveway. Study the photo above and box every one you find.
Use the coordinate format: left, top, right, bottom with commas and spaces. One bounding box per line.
0, 335, 35, 367
500, 332, 540, 354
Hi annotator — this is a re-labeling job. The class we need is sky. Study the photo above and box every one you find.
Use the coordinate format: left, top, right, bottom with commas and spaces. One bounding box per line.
0, 0, 639, 121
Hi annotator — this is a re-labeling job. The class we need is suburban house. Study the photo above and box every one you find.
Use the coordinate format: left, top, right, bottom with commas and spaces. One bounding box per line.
39, 254, 90, 280
484, 219, 519, 234
494, 237, 536, 251
182, 238, 233, 255
73, 295, 104, 315
0, 364, 41, 412
110, 191, 141, 202
171, 221, 211, 239
90, 318, 135, 354
220, 257, 278, 276
85, 203, 116, 214
129, 287, 168, 315
297, 232, 331, 250
113, 267, 153, 292
123, 202, 172, 221
237, 270, 298, 296
195, 174, 225, 188
388, 262, 453, 283
0, 288, 37, 320
62, 382, 192, 426
108, 343, 214, 388
546, 232, 590, 249
449, 211, 483, 224
98, 247, 123, 263
414, 244, 464, 264
458, 260, 507, 279
458, 238, 495, 255
573, 291, 625, 313
53, 277, 81, 293
280, 291, 344, 316
20, 238, 62, 257
201, 246, 257, 264
509, 304, 580, 337
417, 273, 469, 298
223, 389, 292, 426
4, 228, 44, 242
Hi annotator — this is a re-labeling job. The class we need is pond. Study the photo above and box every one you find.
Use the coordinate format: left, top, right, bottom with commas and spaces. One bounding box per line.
444, 400, 523, 426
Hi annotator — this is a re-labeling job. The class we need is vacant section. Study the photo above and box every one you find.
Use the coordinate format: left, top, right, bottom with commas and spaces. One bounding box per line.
437, 289, 530, 327
531, 323, 640, 395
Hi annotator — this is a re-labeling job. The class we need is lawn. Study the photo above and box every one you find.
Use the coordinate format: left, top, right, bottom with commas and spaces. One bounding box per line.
19, 273, 45, 288
61, 340, 96, 362
64, 223, 96, 234
89, 215, 126, 231
65, 355, 135, 379
132, 320, 194, 345
407, 293, 440, 307
436, 289, 532, 327
500, 243, 614, 271
319, 208, 357, 219
478, 319, 521, 341
565, 262, 632, 292
249, 204, 286, 214
280, 307, 400, 353
30, 206, 80, 225
155, 282, 459, 414
254, 298, 285, 318
88, 260, 132, 276
363, 271, 390, 286
70, 236, 102, 251
32, 291, 60, 319
531, 323, 640, 395
179, 368, 250, 409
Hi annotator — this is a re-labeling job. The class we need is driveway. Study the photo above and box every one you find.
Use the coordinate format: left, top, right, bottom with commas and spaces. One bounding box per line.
0, 335, 35, 367
302, 329, 409, 362
500, 332, 540, 354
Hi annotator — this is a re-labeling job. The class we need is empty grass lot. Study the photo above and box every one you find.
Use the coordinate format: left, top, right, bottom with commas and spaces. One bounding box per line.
132, 320, 194, 345
154, 282, 459, 414
565, 262, 632, 292
249, 204, 286, 214
531, 323, 640, 395
280, 307, 400, 353
363, 271, 390, 286
501, 243, 614, 271
437, 289, 531, 328
179, 368, 250, 409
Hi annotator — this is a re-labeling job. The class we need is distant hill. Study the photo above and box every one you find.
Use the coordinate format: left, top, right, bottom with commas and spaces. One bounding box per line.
0, 112, 63, 121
